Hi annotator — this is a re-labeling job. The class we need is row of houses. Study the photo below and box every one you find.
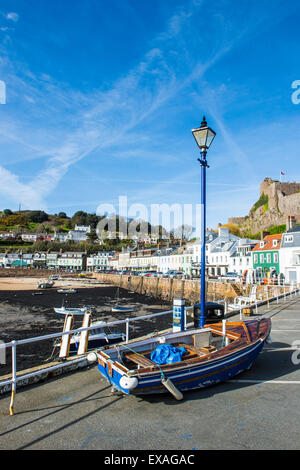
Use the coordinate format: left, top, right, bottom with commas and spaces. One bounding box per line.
0, 225, 92, 243
0, 225, 168, 245
2, 222, 300, 282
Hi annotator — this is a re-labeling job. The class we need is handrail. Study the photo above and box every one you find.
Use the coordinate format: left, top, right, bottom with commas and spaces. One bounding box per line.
0, 307, 174, 415
0, 309, 173, 350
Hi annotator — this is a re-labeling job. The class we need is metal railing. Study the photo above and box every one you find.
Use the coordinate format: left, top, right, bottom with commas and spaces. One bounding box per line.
225, 283, 300, 320
0, 308, 173, 415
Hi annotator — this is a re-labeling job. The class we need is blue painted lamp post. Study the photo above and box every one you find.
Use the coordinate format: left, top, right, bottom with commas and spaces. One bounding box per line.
191, 116, 216, 327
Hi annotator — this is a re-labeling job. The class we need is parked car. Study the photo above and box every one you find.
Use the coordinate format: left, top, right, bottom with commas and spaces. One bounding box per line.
164, 270, 184, 279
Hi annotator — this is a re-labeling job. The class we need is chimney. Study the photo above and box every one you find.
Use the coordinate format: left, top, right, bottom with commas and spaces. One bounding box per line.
261, 230, 269, 240
287, 215, 296, 230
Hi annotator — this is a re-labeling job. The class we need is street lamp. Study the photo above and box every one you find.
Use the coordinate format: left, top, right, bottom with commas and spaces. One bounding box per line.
191, 116, 216, 328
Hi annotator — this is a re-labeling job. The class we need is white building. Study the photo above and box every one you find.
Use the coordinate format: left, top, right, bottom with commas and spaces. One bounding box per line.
75, 225, 91, 233
198, 228, 238, 277
87, 252, 114, 271
46, 252, 87, 271
228, 239, 259, 275
21, 233, 39, 242
66, 230, 88, 242
280, 226, 300, 283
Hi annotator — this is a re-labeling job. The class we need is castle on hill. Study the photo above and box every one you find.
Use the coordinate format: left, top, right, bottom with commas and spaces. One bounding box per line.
228, 177, 300, 235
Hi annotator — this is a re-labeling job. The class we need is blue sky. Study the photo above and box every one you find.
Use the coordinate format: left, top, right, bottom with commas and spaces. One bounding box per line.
0, 0, 300, 230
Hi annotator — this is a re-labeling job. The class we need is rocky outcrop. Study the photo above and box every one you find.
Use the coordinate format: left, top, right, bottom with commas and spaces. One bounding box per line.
228, 177, 300, 236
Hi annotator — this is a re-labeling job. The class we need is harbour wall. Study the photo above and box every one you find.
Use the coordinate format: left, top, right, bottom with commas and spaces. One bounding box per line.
93, 273, 242, 304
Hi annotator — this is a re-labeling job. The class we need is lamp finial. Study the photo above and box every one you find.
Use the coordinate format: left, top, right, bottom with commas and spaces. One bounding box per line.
201, 116, 207, 127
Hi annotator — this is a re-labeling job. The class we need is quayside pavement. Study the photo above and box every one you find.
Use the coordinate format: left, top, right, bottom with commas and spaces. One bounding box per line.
1, 294, 300, 450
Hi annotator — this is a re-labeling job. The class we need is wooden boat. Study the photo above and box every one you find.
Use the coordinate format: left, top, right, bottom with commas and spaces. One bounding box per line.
90, 318, 271, 399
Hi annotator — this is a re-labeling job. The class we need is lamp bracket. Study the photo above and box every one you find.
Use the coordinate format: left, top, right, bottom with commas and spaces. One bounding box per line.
197, 158, 209, 168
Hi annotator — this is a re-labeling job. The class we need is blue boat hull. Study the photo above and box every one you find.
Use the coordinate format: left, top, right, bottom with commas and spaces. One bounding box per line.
69, 334, 124, 354
97, 337, 266, 396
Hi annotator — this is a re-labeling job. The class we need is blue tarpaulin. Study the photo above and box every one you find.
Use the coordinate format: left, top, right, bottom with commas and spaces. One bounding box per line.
151, 344, 186, 365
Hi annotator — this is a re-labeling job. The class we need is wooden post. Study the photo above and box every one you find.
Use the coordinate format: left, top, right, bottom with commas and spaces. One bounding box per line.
59, 314, 74, 359
77, 310, 92, 355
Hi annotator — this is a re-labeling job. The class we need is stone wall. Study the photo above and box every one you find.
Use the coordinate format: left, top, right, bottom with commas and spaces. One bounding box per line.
278, 192, 300, 222
260, 178, 300, 211
93, 273, 243, 304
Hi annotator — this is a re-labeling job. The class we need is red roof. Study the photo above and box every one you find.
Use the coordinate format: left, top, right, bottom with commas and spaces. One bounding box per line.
252, 234, 282, 252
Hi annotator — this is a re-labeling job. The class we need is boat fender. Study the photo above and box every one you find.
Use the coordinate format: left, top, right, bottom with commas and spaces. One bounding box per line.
120, 376, 138, 390
161, 376, 183, 401
87, 352, 98, 362
266, 335, 272, 344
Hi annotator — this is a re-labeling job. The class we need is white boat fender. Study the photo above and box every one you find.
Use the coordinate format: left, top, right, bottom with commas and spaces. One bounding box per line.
87, 352, 98, 362
161, 376, 183, 401
266, 335, 272, 344
120, 376, 138, 390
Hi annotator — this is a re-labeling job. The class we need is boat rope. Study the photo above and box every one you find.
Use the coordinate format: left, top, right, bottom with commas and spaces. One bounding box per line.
117, 343, 166, 379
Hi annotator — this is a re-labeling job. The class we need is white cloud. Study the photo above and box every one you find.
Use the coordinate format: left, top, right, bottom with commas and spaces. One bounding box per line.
6, 12, 19, 22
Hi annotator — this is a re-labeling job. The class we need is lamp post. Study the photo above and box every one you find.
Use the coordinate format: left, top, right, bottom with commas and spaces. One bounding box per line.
191, 116, 216, 328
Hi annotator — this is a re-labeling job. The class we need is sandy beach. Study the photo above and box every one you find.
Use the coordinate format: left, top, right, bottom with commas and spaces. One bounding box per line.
0, 274, 108, 290
0, 274, 172, 377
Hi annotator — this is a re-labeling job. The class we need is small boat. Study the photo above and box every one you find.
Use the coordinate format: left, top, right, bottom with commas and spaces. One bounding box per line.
57, 288, 77, 293
90, 318, 271, 399
54, 321, 125, 354
54, 306, 90, 316
37, 280, 54, 289
111, 286, 134, 313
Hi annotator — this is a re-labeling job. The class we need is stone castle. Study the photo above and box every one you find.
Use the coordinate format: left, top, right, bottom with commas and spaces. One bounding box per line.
228, 177, 300, 235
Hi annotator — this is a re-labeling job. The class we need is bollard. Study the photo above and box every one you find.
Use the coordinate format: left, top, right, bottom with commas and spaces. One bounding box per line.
126, 318, 130, 344
9, 340, 17, 416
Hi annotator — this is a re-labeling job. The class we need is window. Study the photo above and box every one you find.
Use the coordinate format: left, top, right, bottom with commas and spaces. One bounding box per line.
273, 240, 278, 247
260, 254, 264, 263
260, 241, 265, 248
267, 253, 271, 263
254, 254, 258, 263
285, 235, 294, 243
273, 253, 278, 263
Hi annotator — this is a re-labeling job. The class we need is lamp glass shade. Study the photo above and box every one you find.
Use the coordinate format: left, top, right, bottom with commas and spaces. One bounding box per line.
192, 125, 216, 150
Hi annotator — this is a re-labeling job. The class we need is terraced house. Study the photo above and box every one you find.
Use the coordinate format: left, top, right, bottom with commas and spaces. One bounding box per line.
252, 234, 282, 277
